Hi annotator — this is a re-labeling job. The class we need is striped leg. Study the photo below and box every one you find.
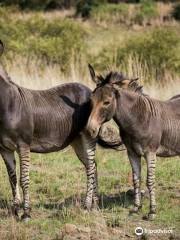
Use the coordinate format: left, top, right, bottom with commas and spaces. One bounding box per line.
92, 167, 99, 208
1, 150, 21, 218
145, 152, 156, 220
127, 149, 142, 214
18, 145, 31, 221
71, 133, 98, 210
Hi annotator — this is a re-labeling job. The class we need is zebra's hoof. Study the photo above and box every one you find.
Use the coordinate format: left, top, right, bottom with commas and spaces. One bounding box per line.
14, 210, 20, 221
14, 205, 20, 214
148, 213, 156, 221
143, 213, 156, 221
8, 205, 20, 221
92, 199, 99, 210
21, 214, 31, 222
129, 206, 141, 215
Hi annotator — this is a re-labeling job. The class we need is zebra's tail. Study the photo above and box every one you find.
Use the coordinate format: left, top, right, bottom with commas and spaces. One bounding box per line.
97, 122, 126, 151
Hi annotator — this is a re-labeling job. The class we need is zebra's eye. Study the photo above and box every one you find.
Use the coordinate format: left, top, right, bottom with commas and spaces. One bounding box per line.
103, 101, 110, 106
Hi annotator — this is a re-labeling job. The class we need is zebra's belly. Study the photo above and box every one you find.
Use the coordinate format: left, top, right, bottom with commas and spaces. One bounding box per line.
158, 125, 180, 157
30, 135, 75, 153
30, 124, 78, 153
30, 115, 79, 153
157, 145, 180, 157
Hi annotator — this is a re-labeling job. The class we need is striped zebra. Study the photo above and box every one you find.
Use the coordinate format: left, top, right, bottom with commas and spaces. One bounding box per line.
86, 67, 180, 220
0, 41, 123, 221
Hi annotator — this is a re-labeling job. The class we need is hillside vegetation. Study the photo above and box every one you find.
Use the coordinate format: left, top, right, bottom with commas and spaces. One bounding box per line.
0, 1, 180, 84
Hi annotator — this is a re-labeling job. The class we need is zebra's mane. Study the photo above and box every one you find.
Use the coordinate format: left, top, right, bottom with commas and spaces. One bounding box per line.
97, 71, 144, 95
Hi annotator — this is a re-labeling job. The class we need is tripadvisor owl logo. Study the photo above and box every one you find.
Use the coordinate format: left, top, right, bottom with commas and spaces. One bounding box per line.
135, 226, 173, 236
135, 227, 144, 236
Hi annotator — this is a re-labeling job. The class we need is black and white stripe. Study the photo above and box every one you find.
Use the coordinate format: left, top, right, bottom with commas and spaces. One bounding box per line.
72, 133, 98, 210
1, 151, 21, 217
18, 145, 31, 220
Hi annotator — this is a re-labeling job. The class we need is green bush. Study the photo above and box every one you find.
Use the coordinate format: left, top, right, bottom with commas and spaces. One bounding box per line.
171, 3, 180, 21
76, 0, 107, 18
94, 28, 180, 81
91, 3, 129, 24
133, 0, 158, 25
122, 28, 180, 73
76, 0, 158, 25
0, 0, 80, 10
28, 19, 86, 71
0, 10, 86, 72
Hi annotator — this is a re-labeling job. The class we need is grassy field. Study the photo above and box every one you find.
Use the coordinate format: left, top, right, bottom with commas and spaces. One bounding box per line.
0, 147, 179, 240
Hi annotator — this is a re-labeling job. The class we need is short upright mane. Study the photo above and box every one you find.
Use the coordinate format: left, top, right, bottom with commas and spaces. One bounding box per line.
97, 71, 144, 94
97, 71, 126, 87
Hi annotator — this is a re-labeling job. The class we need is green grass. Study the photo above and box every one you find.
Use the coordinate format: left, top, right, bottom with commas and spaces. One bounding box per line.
91, 3, 129, 24
0, 8, 86, 73
0, 147, 179, 239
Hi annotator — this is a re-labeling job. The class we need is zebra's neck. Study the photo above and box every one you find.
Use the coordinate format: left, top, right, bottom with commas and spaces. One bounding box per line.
114, 90, 160, 130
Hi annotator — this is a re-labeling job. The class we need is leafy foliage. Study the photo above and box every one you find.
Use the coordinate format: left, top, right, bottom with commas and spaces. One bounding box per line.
0, 0, 79, 10
93, 28, 180, 81
76, 0, 106, 18
133, 0, 158, 25
0, 10, 86, 72
91, 3, 129, 24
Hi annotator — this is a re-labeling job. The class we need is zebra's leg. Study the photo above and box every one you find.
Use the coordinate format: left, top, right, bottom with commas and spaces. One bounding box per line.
1, 150, 21, 218
18, 144, 31, 221
71, 133, 98, 210
145, 152, 156, 220
92, 166, 99, 208
127, 149, 142, 214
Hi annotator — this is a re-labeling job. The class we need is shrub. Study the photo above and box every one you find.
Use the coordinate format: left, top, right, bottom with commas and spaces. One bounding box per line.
0, 11, 86, 72
75, 0, 107, 18
171, 3, 180, 21
91, 3, 129, 24
133, 0, 158, 25
0, 0, 80, 10
94, 28, 180, 82
28, 19, 86, 71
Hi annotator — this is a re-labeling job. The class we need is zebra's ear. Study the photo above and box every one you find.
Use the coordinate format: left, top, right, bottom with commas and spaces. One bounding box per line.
128, 78, 139, 87
88, 64, 103, 85
0, 40, 4, 57
88, 64, 96, 82
129, 78, 139, 84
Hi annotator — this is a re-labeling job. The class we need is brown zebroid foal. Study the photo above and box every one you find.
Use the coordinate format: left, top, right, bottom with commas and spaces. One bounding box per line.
87, 66, 180, 220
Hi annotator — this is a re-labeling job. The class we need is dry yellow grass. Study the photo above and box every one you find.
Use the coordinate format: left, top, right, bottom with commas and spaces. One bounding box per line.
5, 55, 180, 100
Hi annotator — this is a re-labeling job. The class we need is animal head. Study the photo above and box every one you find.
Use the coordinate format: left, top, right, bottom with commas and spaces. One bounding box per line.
86, 64, 140, 138
88, 64, 141, 90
